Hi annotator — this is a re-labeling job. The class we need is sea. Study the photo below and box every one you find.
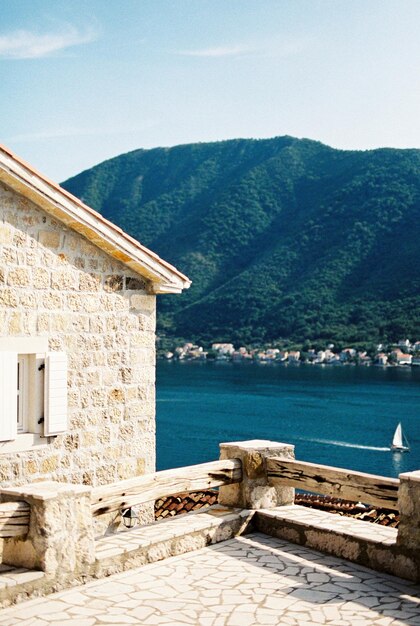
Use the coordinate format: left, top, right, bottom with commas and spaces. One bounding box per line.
156, 361, 420, 479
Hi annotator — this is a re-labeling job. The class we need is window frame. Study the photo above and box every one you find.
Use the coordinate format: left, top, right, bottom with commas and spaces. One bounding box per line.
0, 338, 68, 452
17, 354, 29, 434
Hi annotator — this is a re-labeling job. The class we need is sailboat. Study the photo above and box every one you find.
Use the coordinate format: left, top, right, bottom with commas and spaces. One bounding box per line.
390, 422, 410, 452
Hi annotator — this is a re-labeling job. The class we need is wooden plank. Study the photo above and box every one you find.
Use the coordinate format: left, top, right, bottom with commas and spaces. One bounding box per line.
91, 459, 242, 517
267, 457, 399, 510
0, 501, 30, 537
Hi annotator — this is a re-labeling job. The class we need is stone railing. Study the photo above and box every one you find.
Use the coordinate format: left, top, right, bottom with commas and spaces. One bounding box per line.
218, 440, 420, 582
0, 458, 244, 578
0, 439, 419, 583
91, 458, 242, 517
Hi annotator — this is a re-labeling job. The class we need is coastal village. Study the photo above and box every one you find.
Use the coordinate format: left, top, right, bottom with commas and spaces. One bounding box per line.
161, 338, 420, 367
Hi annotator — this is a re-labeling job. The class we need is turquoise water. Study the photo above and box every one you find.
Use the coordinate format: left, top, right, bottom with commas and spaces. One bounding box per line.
156, 361, 420, 478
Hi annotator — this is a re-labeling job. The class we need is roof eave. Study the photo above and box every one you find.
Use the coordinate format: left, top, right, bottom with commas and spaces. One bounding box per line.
0, 146, 191, 295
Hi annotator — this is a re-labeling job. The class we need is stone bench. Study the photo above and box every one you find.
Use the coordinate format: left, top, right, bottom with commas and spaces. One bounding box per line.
94, 504, 254, 578
254, 505, 409, 579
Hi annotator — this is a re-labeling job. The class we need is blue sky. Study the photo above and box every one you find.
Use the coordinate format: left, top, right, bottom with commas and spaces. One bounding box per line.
1, 0, 420, 182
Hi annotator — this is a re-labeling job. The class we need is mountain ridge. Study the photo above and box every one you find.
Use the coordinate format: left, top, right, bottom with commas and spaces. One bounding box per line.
62, 136, 420, 344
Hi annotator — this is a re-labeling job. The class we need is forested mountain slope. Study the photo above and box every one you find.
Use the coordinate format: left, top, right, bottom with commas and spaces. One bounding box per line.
62, 137, 420, 344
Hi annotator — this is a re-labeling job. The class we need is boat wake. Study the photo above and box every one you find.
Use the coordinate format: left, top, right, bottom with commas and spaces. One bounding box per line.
306, 438, 390, 452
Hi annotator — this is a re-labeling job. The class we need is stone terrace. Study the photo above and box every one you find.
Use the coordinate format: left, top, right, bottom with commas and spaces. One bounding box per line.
0, 532, 419, 626
0, 439, 419, 617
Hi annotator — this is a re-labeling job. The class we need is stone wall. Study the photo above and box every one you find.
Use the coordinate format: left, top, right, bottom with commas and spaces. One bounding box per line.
0, 181, 157, 528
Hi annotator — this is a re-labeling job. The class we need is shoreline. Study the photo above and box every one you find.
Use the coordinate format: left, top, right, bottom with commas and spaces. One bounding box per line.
158, 340, 420, 368
158, 357, 418, 369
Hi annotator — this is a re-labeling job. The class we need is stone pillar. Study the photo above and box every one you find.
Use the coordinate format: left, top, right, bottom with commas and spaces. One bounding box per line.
397, 470, 420, 552
2, 481, 95, 577
219, 439, 295, 509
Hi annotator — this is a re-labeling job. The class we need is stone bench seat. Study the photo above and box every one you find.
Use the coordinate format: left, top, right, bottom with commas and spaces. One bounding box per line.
257, 504, 397, 545
94, 505, 254, 578
254, 504, 416, 580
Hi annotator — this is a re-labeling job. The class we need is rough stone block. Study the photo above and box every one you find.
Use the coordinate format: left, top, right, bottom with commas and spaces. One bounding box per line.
33, 268, 50, 289
2, 481, 95, 576
125, 276, 146, 291
0, 288, 18, 307
7, 268, 30, 287
219, 440, 295, 509
0, 224, 13, 243
51, 269, 78, 291
79, 272, 101, 291
8, 312, 22, 334
18, 292, 36, 308
43, 292, 62, 309
39, 230, 61, 249
397, 470, 420, 551
104, 275, 123, 292
130, 294, 155, 312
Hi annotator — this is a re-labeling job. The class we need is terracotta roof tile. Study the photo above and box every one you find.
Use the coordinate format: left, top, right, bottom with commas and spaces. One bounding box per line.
294, 493, 400, 527
154, 490, 218, 520
154, 490, 399, 528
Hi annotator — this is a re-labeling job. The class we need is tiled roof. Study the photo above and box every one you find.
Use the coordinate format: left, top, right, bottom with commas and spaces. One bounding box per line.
155, 491, 399, 527
294, 493, 400, 527
155, 490, 218, 520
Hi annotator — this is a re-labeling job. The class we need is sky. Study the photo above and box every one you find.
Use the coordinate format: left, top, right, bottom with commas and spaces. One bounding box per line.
1, 0, 420, 182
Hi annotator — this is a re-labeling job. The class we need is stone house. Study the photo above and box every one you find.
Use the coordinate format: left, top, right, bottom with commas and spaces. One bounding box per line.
0, 145, 190, 522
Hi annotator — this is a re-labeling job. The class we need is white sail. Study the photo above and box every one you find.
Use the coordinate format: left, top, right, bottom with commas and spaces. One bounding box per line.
392, 423, 403, 448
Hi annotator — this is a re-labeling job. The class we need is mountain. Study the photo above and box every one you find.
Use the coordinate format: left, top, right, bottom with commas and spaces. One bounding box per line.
62, 136, 420, 346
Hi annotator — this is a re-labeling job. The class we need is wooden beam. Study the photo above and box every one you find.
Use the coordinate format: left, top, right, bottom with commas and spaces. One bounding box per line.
267, 457, 399, 510
91, 459, 242, 516
0, 501, 30, 537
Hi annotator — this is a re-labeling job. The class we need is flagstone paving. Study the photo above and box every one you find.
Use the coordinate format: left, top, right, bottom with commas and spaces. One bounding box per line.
0, 532, 419, 626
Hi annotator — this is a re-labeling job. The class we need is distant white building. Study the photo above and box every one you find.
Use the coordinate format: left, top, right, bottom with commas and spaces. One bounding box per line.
212, 343, 235, 355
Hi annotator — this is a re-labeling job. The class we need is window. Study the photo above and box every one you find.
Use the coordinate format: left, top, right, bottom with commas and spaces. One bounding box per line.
17, 354, 30, 433
0, 338, 68, 444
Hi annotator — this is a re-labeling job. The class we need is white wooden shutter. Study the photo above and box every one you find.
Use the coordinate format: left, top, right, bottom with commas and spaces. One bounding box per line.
44, 351, 68, 436
0, 352, 18, 441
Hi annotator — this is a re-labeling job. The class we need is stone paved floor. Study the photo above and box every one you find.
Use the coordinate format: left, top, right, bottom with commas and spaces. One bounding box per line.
0, 532, 419, 626
260, 505, 398, 545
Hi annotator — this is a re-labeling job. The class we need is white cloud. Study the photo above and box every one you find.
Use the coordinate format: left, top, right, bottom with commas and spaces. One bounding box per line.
177, 45, 253, 58
0, 25, 97, 60
176, 38, 313, 60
